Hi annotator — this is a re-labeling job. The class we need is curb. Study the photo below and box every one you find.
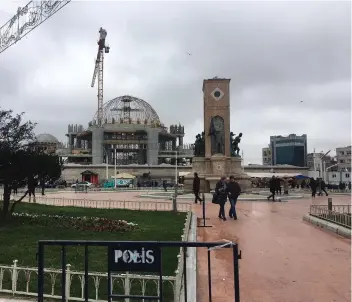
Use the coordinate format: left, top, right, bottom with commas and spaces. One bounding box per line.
302, 214, 351, 239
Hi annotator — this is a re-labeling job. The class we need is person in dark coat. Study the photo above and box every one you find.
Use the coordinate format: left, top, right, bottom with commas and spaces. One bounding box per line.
267, 176, 276, 201
227, 175, 241, 219
275, 177, 282, 195
320, 179, 328, 196
215, 176, 228, 221
193, 172, 202, 204
310, 178, 317, 198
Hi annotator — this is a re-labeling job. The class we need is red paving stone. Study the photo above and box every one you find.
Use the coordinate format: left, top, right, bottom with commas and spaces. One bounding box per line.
43, 191, 171, 202
194, 196, 351, 302
21, 191, 192, 211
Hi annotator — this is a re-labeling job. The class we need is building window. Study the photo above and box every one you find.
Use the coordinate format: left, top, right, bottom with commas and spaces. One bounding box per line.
340, 160, 344, 163
332, 174, 336, 178
346, 173, 350, 178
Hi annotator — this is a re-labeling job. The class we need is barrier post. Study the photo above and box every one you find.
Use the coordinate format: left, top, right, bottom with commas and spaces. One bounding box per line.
198, 193, 212, 228
328, 197, 332, 211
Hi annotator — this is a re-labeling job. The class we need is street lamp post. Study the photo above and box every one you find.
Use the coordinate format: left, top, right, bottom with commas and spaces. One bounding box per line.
173, 150, 178, 212
175, 150, 178, 190
102, 146, 109, 180
114, 148, 117, 189
320, 150, 331, 182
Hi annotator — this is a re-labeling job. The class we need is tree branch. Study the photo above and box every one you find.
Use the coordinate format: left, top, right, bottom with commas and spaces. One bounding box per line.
10, 190, 29, 213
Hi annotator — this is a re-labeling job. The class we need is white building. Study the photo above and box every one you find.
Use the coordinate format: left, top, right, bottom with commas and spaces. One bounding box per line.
308, 170, 351, 185
307, 152, 337, 174
262, 146, 272, 165
336, 146, 351, 172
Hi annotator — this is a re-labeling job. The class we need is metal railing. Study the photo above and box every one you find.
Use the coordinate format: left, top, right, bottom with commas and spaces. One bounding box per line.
309, 205, 351, 229
0, 260, 176, 301
0, 212, 193, 301
174, 212, 192, 301
37, 240, 241, 302
7, 186, 185, 194
21, 196, 191, 212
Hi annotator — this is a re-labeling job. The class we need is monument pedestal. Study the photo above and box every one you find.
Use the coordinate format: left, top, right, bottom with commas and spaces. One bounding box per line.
184, 154, 251, 193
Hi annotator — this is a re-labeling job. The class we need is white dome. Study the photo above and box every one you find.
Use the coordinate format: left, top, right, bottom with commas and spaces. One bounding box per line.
93, 95, 160, 124
36, 133, 59, 144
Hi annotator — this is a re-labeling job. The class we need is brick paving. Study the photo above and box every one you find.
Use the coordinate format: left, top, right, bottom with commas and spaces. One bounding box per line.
19, 191, 191, 212
194, 196, 351, 302
34, 191, 173, 202
12, 190, 351, 301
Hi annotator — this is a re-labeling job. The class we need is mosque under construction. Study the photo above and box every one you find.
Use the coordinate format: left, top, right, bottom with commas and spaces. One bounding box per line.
53, 95, 193, 165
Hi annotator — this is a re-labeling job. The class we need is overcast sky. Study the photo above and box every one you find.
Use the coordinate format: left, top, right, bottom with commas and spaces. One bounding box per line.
0, 0, 350, 163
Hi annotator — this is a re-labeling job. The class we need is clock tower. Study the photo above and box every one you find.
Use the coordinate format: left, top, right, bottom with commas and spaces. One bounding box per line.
184, 77, 251, 193
203, 78, 231, 158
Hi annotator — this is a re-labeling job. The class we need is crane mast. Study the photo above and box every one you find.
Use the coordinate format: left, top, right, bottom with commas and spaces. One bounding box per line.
0, 0, 71, 54
91, 28, 109, 126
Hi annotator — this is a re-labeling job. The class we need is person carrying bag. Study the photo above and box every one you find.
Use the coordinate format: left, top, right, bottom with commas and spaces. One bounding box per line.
214, 176, 228, 221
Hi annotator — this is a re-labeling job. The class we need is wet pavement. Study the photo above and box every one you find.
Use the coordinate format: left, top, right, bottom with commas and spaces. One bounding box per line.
24, 191, 171, 202
19, 191, 191, 212
0, 299, 33, 302
194, 196, 351, 302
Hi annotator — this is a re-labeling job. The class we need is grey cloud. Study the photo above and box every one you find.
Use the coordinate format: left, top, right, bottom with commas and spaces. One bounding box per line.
0, 0, 350, 163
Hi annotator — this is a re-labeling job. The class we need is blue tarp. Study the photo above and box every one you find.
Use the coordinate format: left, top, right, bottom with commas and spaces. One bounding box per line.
295, 174, 310, 179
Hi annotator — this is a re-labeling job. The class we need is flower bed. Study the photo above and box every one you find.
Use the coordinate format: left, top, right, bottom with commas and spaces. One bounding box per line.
11, 212, 138, 232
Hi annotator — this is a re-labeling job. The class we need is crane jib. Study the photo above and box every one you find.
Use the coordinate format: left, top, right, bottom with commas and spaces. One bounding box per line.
0, 0, 72, 54
91, 61, 99, 87
91, 28, 109, 126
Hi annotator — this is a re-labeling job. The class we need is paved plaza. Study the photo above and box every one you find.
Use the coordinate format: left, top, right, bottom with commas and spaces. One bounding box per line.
38, 190, 173, 202
194, 195, 351, 302
14, 191, 352, 301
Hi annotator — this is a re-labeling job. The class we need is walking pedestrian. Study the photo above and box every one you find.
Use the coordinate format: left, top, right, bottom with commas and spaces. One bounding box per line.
215, 176, 228, 221
310, 177, 317, 198
275, 177, 282, 195
267, 176, 276, 201
320, 179, 328, 196
227, 175, 241, 220
193, 172, 202, 204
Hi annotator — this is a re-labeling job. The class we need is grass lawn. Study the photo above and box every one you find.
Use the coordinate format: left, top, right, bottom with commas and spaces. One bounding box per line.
0, 202, 187, 300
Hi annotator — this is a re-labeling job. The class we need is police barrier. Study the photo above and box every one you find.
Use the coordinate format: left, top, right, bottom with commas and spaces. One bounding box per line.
198, 192, 212, 228
37, 240, 241, 301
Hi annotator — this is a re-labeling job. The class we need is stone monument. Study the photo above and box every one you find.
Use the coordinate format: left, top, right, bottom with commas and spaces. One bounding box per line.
185, 77, 251, 192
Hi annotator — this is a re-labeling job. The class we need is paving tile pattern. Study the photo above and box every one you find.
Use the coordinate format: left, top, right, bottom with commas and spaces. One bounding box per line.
194, 196, 351, 302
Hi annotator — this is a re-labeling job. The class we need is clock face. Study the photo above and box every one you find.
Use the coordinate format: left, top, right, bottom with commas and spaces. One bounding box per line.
214, 90, 221, 98
211, 88, 224, 101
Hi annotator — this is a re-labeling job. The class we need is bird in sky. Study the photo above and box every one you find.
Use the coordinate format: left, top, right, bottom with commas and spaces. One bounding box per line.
186, 52, 192, 56
300, 101, 304, 103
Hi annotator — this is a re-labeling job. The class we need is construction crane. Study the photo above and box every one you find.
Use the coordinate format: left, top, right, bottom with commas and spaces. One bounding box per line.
91, 27, 110, 126
0, 0, 71, 54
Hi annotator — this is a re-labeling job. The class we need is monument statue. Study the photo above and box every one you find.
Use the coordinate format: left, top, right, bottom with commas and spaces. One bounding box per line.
230, 132, 236, 156
232, 132, 243, 156
184, 78, 251, 193
194, 133, 205, 156
208, 116, 225, 155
